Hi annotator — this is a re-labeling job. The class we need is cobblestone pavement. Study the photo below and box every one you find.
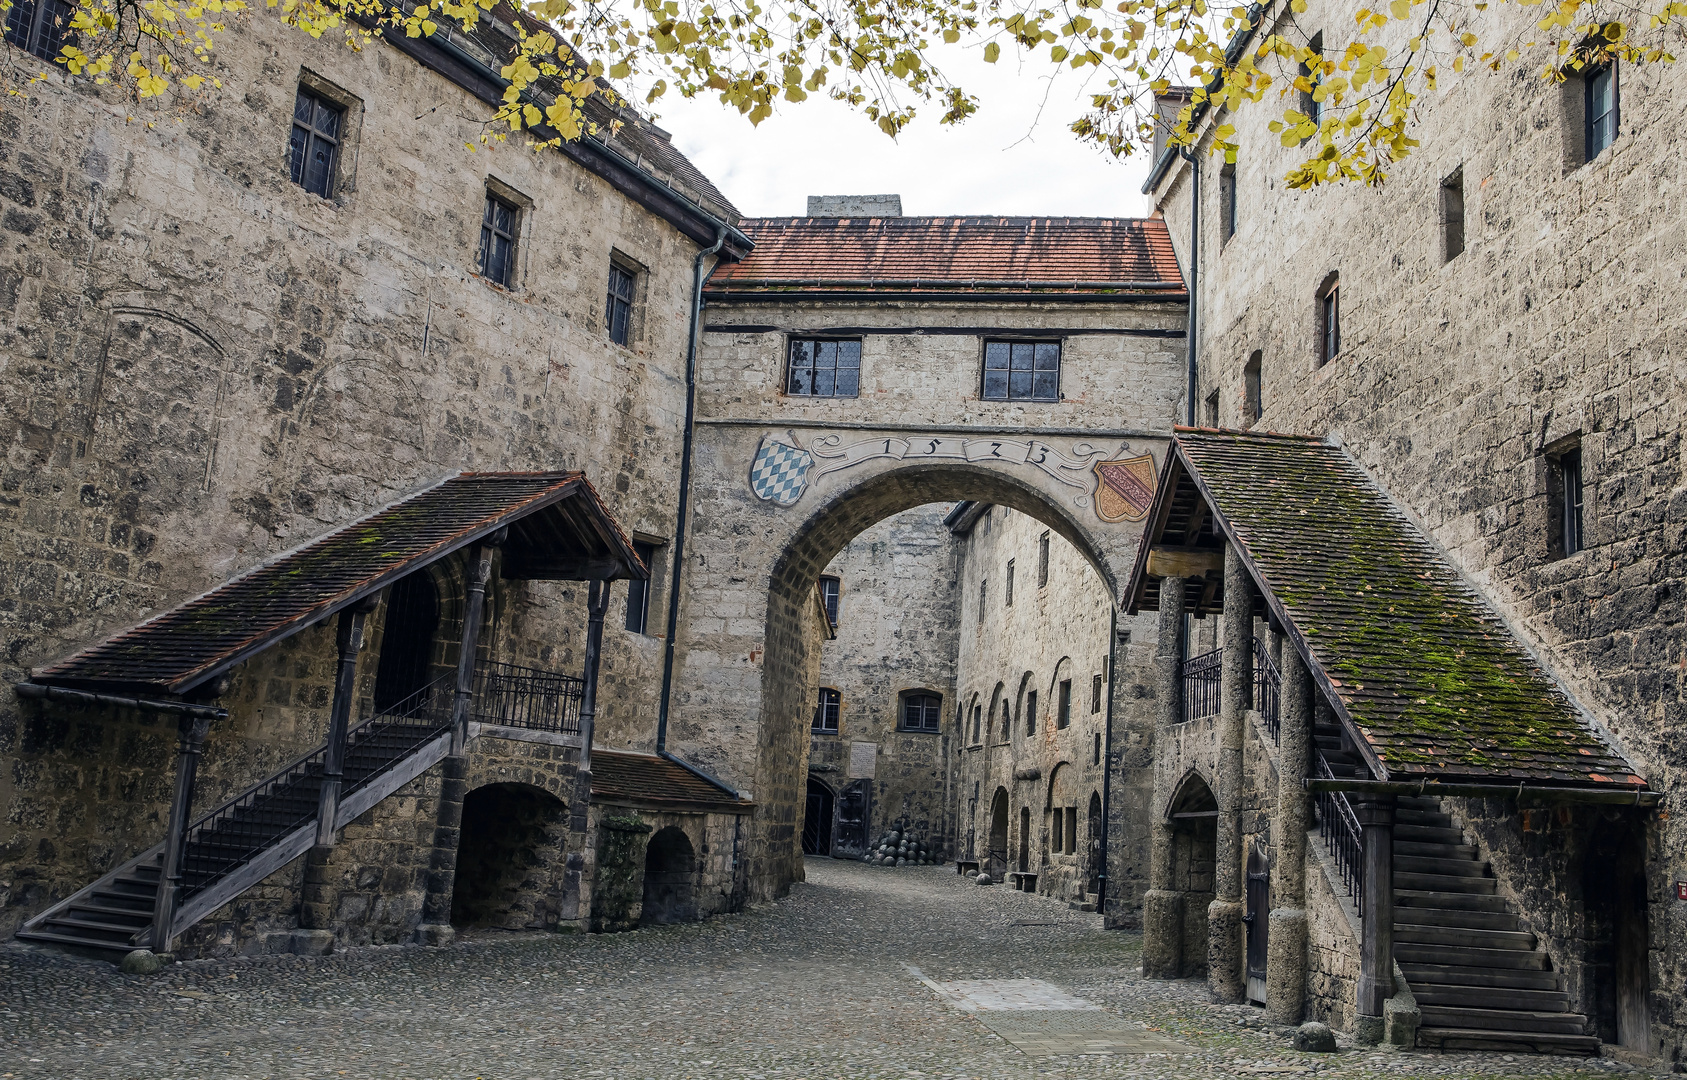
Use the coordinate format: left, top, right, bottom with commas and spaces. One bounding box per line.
0, 860, 1658, 1080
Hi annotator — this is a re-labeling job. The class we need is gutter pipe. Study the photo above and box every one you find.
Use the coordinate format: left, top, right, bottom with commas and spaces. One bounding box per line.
1096, 607, 1119, 912
1179, 147, 1201, 425
656, 222, 730, 753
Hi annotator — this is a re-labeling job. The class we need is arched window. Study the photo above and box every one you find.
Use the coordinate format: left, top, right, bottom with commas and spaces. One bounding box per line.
813, 688, 841, 733
899, 691, 942, 732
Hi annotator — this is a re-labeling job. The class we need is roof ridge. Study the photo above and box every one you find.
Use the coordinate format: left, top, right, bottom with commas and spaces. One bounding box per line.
1173, 425, 1326, 442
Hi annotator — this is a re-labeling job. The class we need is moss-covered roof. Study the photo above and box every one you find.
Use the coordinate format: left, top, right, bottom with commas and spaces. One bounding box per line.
31, 472, 645, 696
1128, 429, 1641, 788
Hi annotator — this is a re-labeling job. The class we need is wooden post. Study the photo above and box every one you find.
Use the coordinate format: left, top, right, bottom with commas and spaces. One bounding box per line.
150, 712, 212, 953
1208, 541, 1250, 1003
1142, 573, 1187, 979
450, 543, 496, 755
315, 601, 372, 847
575, 579, 613, 780
1355, 793, 1397, 1019
1265, 642, 1312, 1024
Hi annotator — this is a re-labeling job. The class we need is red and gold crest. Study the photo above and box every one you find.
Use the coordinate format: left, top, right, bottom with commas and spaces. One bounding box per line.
1092, 453, 1157, 523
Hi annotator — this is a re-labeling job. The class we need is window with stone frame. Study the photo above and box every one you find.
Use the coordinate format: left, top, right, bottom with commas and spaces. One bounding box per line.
1005, 559, 1015, 607
900, 691, 943, 732
3, 0, 72, 62
1057, 679, 1073, 729
1585, 63, 1619, 162
1220, 162, 1238, 242
1025, 689, 1038, 735
818, 574, 841, 627
1298, 32, 1325, 136
478, 192, 520, 289
971, 703, 983, 744
982, 340, 1060, 402
978, 579, 987, 625
813, 687, 841, 733
624, 540, 658, 634
786, 338, 861, 397
1037, 531, 1050, 587
606, 262, 637, 345
1204, 388, 1220, 426
1052, 808, 1064, 853
1243, 351, 1263, 424
1316, 275, 1340, 366
1547, 441, 1586, 559
1094, 731, 1102, 765
1064, 807, 1078, 854
289, 87, 345, 200
1441, 167, 1466, 263
1091, 673, 1104, 714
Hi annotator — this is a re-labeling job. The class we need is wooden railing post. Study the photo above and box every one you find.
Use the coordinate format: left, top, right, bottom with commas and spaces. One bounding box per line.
316, 600, 373, 846
150, 712, 212, 953
451, 541, 498, 754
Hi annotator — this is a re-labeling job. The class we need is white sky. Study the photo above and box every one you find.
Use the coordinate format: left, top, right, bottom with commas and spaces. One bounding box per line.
647, 47, 1156, 220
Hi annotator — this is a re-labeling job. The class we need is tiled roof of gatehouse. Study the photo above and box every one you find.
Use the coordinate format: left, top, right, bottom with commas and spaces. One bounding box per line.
592, 750, 753, 812
705, 216, 1186, 297
1125, 428, 1643, 788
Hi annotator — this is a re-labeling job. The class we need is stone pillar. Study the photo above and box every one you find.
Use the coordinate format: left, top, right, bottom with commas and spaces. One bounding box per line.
1355, 793, 1397, 1033
414, 754, 468, 945
315, 601, 372, 847
1208, 542, 1250, 1003
1266, 642, 1312, 1024
150, 712, 212, 953
450, 543, 496, 754
562, 580, 612, 927
1142, 574, 1186, 979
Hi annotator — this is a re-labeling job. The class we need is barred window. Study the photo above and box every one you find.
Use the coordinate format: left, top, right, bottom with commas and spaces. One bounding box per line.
289, 88, 344, 200
983, 341, 1060, 402
3, 0, 72, 61
478, 194, 519, 289
813, 688, 841, 733
787, 338, 861, 397
901, 692, 942, 732
607, 263, 636, 345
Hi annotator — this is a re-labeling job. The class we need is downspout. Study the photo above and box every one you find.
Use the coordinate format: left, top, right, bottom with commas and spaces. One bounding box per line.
1097, 606, 1118, 912
1179, 147, 1201, 426
656, 222, 729, 753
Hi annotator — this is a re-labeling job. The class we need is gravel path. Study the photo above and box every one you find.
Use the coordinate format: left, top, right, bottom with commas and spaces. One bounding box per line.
0, 859, 1654, 1079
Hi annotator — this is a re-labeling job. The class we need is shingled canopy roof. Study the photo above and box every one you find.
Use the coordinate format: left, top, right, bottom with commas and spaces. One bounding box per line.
31, 472, 645, 697
592, 750, 753, 813
705, 216, 1185, 300
1125, 429, 1642, 789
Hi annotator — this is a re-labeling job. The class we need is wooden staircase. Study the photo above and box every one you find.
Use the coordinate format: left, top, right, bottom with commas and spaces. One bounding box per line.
1392, 794, 1600, 1055
18, 695, 454, 958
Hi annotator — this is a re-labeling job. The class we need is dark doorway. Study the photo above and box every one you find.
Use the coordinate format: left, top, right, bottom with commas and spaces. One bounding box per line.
1018, 806, 1031, 872
836, 781, 869, 855
803, 776, 835, 856
1087, 792, 1103, 895
1584, 816, 1649, 1049
450, 783, 569, 929
1245, 845, 1270, 1004
374, 570, 440, 713
1169, 772, 1219, 978
987, 788, 1009, 877
641, 826, 698, 925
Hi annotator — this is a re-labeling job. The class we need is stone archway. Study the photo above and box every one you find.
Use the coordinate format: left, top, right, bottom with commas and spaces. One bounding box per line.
641, 827, 699, 926
987, 787, 1010, 879
450, 782, 570, 930
671, 447, 1166, 908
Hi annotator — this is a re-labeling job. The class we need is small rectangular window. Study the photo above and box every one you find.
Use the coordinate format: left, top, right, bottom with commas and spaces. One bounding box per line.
978, 579, 987, 625
786, 338, 861, 397
1037, 532, 1050, 588
478, 193, 519, 289
971, 704, 982, 744
1548, 446, 1586, 559
818, 575, 841, 627
1585, 64, 1618, 161
606, 264, 636, 345
3, 0, 72, 62
1317, 278, 1340, 366
1005, 560, 1015, 607
1298, 33, 1325, 135
1243, 351, 1263, 424
1441, 168, 1466, 263
982, 340, 1060, 402
813, 688, 840, 733
1094, 731, 1102, 765
901, 693, 942, 732
1052, 808, 1064, 853
1220, 163, 1237, 242
1025, 690, 1038, 735
1065, 807, 1078, 855
289, 88, 344, 200
1204, 389, 1220, 426
624, 541, 658, 634
1091, 673, 1104, 714
1057, 679, 1072, 729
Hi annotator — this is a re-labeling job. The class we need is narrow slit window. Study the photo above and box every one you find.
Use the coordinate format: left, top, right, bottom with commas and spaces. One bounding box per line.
1094, 732, 1102, 765
478, 193, 520, 289
1298, 33, 1325, 135
289, 88, 344, 200
1057, 679, 1072, 729
1549, 447, 1586, 559
1585, 64, 1618, 161
1220, 162, 1237, 242
624, 540, 658, 634
818, 575, 841, 627
1037, 532, 1050, 587
1052, 809, 1064, 854
1005, 560, 1015, 607
1065, 807, 1078, 854
4, 0, 73, 62
786, 338, 861, 397
1317, 277, 1341, 366
1025, 690, 1038, 735
1091, 673, 1104, 714
982, 340, 1060, 402
813, 688, 841, 733
1441, 168, 1466, 262
978, 579, 987, 625
1243, 351, 1263, 424
606, 264, 636, 345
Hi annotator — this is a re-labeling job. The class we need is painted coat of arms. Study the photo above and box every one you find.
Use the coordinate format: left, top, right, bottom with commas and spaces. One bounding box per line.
749, 432, 813, 506
1092, 453, 1157, 523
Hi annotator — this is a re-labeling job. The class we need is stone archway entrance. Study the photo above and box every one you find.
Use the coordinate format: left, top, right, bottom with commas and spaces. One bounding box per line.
987, 788, 1010, 879
671, 446, 1166, 908
803, 776, 835, 856
642, 827, 698, 926
450, 783, 569, 929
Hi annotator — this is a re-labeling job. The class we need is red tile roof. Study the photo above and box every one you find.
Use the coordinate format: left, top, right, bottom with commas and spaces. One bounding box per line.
706, 216, 1185, 297
591, 750, 752, 812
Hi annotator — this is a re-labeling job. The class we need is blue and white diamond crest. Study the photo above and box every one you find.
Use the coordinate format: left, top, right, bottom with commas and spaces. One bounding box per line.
749, 435, 812, 507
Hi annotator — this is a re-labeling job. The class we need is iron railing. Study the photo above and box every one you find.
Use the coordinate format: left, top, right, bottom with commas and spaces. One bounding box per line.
470, 660, 584, 734
1182, 648, 1223, 721
1313, 752, 1365, 917
1253, 638, 1281, 743
179, 675, 453, 901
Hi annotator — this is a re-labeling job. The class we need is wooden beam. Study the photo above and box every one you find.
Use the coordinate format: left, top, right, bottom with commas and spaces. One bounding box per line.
1147, 546, 1223, 578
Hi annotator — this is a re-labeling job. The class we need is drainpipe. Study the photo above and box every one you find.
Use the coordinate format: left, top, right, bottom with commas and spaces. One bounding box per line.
1096, 606, 1119, 913
656, 222, 729, 752
1179, 147, 1201, 426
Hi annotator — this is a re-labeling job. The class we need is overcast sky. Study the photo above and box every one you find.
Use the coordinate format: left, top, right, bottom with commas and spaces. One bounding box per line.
648, 48, 1157, 220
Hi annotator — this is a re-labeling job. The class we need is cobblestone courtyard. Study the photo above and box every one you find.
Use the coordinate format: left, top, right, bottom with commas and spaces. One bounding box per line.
0, 860, 1655, 1080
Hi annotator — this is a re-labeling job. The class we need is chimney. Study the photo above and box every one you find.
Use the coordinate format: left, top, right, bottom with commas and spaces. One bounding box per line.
806, 194, 903, 218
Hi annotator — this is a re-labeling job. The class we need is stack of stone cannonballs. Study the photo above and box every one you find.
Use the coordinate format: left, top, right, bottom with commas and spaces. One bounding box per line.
860, 830, 937, 867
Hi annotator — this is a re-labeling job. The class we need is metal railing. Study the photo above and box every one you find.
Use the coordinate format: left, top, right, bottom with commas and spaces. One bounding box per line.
1182, 648, 1223, 721
1313, 752, 1365, 917
470, 660, 584, 734
1253, 637, 1281, 743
